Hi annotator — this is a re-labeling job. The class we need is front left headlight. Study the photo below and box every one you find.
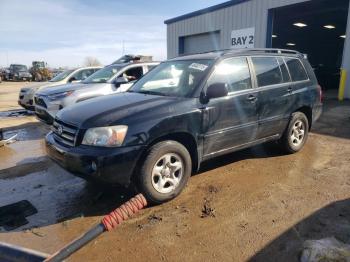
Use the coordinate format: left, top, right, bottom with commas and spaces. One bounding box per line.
82, 125, 128, 147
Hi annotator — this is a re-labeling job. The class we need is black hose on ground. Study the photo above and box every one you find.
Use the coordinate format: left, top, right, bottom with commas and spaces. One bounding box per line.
44, 194, 147, 262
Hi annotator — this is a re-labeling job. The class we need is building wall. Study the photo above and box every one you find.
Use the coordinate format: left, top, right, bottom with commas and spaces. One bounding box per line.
166, 0, 350, 98
166, 0, 311, 58
342, 5, 350, 98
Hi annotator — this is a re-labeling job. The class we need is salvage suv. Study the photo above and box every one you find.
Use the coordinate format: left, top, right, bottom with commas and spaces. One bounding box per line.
46, 49, 323, 204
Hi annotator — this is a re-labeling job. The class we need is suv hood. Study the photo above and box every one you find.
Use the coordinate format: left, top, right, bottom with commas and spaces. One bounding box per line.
22, 81, 66, 93
37, 82, 103, 96
56, 92, 181, 128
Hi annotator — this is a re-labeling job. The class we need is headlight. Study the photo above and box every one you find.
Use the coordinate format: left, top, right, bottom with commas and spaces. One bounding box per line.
82, 125, 128, 147
48, 91, 73, 100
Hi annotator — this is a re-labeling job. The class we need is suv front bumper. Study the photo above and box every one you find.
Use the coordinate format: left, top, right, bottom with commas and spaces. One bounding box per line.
18, 91, 35, 111
45, 132, 145, 186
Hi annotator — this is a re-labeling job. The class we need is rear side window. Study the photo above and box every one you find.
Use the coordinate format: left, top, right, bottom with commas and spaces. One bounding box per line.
285, 58, 309, 82
207, 57, 252, 93
251, 57, 283, 87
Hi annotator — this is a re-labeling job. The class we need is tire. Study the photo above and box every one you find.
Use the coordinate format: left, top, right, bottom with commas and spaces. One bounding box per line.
137, 140, 192, 204
279, 112, 309, 154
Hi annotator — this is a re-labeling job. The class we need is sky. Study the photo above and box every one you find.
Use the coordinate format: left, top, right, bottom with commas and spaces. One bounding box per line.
0, 0, 225, 68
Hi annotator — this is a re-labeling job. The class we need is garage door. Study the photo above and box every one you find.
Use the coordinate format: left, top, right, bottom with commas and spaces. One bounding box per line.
182, 31, 221, 55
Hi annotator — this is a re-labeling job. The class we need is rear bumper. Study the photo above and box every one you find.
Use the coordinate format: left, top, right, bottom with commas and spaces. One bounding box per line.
312, 103, 323, 124
45, 132, 145, 186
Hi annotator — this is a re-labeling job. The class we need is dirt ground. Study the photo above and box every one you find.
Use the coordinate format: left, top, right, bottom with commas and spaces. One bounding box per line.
0, 81, 350, 261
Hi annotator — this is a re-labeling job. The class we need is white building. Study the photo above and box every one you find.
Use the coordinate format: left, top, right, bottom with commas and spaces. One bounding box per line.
165, 0, 350, 99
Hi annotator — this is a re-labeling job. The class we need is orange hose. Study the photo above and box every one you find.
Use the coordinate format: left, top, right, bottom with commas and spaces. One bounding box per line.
102, 194, 147, 231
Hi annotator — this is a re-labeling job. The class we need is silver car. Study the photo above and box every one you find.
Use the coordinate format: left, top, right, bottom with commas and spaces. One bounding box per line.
18, 67, 101, 110
34, 61, 159, 124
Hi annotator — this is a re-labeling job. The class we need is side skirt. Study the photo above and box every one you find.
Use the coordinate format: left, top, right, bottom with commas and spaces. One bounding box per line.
201, 134, 280, 162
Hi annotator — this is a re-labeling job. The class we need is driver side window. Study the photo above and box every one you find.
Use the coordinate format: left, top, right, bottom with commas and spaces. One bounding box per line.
123, 66, 144, 81
207, 57, 252, 93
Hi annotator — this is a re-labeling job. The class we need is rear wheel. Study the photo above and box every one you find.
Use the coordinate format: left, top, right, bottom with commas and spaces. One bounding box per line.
137, 140, 192, 204
279, 112, 309, 153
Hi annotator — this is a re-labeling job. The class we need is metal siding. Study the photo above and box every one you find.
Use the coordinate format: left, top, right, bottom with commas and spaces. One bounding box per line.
166, 0, 311, 58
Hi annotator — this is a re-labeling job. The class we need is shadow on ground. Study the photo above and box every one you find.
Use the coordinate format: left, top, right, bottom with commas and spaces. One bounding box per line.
249, 198, 350, 261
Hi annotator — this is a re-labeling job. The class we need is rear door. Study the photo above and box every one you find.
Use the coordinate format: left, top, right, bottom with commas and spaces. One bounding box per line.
250, 56, 293, 139
202, 57, 259, 158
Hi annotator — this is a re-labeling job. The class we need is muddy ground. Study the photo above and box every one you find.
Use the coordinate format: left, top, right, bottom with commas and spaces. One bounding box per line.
0, 82, 350, 261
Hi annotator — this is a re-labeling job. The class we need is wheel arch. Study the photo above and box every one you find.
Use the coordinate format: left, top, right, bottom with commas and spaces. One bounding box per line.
295, 106, 312, 130
131, 132, 199, 183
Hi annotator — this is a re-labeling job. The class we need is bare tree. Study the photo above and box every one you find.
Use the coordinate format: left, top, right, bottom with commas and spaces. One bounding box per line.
83, 56, 102, 67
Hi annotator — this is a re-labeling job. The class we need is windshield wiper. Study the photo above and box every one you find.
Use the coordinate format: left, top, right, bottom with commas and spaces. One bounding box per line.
137, 90, 165, 96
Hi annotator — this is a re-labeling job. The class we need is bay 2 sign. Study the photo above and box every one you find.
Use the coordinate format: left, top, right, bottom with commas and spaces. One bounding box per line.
231, 27, 255, 49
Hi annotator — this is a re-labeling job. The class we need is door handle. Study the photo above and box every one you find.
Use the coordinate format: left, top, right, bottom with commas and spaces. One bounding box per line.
287, 87, 293, 93
247, 95, 257, 102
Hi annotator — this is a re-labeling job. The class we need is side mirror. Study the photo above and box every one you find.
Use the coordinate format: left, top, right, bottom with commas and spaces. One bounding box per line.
114, 76, 129, 87
206, 83, 228, 100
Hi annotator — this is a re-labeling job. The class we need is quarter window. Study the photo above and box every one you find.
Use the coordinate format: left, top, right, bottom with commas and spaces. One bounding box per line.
207, 57, 252, 93
285, 58, 309, 82
251, 57, 283, 87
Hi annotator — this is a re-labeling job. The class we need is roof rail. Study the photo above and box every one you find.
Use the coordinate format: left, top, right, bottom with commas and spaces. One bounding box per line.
173, 48, 308, 59
225, 48, 301, 55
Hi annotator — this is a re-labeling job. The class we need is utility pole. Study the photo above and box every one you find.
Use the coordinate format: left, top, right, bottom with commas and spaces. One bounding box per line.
6, 51, 9, 67
122, 40, 125, 55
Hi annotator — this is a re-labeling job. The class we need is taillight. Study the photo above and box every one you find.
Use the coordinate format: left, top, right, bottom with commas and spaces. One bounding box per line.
317, 85, 323, 103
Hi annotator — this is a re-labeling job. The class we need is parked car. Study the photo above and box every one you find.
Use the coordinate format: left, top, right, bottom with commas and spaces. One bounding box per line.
34, 61, 159, 124
46, 48, 323, 204
4, 64, 32, 81
18, 67, 101, 110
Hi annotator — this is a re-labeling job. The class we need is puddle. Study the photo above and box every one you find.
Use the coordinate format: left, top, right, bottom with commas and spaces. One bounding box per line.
0, 164, 133, 232
0, 110, 35, 119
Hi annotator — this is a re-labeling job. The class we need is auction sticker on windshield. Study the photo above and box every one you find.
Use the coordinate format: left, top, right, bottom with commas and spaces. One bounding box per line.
189, 63, 208, 71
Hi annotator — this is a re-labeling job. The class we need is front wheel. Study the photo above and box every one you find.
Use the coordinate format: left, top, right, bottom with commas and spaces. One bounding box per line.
137, 140, 192, 204
279, 112, 309, 154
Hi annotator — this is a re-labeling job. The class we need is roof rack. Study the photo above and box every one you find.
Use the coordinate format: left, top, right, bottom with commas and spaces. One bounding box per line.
174, 48, 307, 59
225, 48, 301, 55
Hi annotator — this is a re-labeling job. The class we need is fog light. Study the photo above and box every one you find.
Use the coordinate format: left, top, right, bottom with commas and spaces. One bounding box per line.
91, 161, 97, 172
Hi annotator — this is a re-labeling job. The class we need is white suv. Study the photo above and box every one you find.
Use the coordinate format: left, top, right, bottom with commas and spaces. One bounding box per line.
18, 66, 101, 110
34, 61, 159, 124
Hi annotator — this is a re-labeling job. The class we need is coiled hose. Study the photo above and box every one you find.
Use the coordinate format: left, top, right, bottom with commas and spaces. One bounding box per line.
45, 194, 147, 262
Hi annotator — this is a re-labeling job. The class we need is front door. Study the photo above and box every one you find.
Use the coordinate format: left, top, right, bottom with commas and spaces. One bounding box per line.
202, 57, 259, 158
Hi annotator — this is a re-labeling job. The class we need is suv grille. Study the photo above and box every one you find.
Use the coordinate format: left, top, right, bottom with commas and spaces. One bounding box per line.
52, 120, 78, 147
34, 96, 47, 108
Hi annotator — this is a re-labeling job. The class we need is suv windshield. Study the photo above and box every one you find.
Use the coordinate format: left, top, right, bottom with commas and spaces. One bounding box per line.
12, 65, 27, 71
130, 60, 213, 97
83, 65, 122, 84
49, 69, 74, 82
